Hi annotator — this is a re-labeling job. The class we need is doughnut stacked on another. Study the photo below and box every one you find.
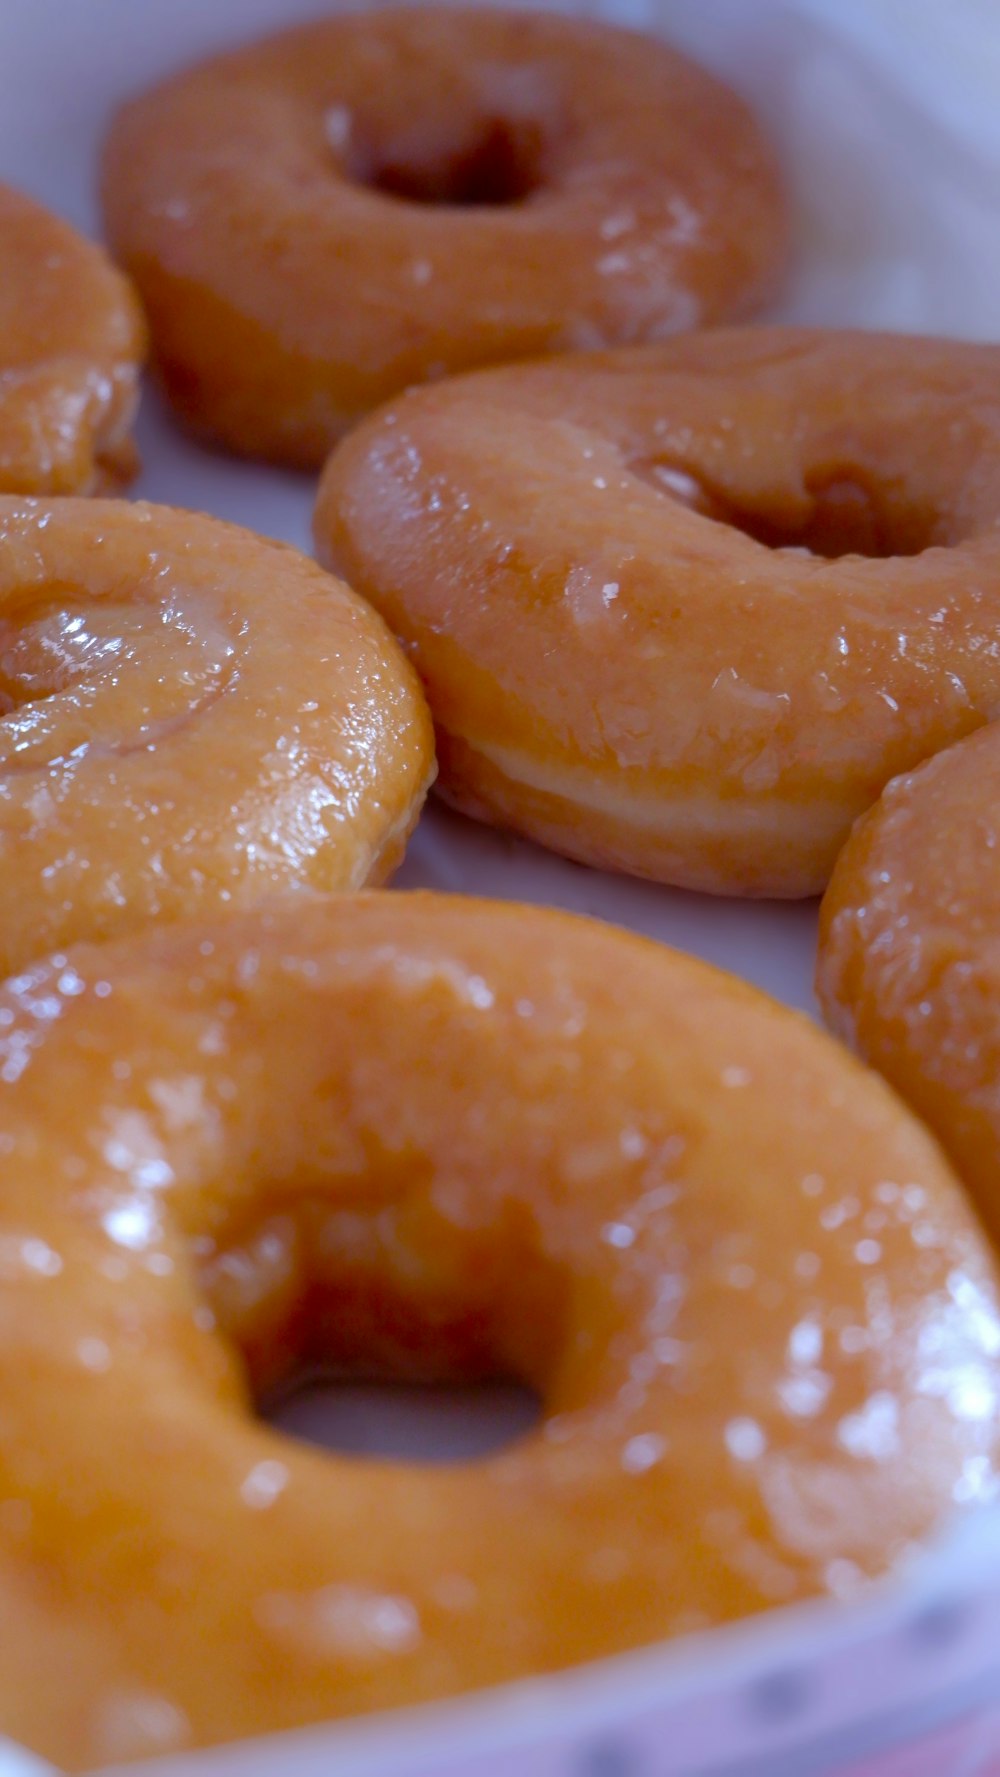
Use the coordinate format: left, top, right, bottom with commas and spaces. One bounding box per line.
0, 183, 145, 494
100, 7, 786, 465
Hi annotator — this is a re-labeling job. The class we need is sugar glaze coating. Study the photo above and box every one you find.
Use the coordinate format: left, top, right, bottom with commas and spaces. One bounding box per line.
318, 329, 1000, 895
0, 894, 996, 1765
0, 183, 144, 494
819, 720, 1000, 1244
0, 497, 434, 974
101, 8, 785, 465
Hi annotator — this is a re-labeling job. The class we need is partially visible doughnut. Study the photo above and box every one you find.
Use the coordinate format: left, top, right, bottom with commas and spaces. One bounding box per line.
0, 893, 997, 1767
0, 497, 433, 974
317, 329, 1000, 896
100, 7, 785, 466
818, 721, 1000, 1244
0, 184, 144, 494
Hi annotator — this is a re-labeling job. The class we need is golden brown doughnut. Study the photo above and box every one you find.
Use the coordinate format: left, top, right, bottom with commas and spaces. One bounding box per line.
1, 892, 997, 1768
100, 8, 785, 466
317, 328, 1000, 896
0, 183, 144, 494
0, 496, 432, 975
818, 720, 1000, 1245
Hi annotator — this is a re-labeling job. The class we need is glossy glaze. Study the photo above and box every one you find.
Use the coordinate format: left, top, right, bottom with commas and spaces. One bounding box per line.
0, 498, 433, 974
1, 894, 997, 1767
100, 8, 785, 466
318, 328, 1000, 896
0, 183, 144, 494
818, 721, 1000, 1245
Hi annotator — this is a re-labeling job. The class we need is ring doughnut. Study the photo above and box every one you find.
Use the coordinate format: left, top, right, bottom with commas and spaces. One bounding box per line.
0, 496, 433, 975
818, 721, 1000, 1243
0, 184, 144, 495
2, 893, 997, 1767
100, 8, 785, 467
317, 328, 1000, 896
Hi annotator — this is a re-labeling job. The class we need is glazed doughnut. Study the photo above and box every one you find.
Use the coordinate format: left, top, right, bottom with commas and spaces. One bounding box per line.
318, 328, 1000, 896
100, 8, 785, 466
0, 497, 432, 975
819, 720, 1000, 1244
2, 893, 998, 1767
0, 184, 144, 494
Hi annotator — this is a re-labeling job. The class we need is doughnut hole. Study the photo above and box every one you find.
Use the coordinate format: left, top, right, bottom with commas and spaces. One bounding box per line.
345, 115, 548, 208
0, 592, 233, 770
268, 1378, 541, 1463
0, 601, 148, 709
198, 1202, 557, 1457
633, 459, 942, 559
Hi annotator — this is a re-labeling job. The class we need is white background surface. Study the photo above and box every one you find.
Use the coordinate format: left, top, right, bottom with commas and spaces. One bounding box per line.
2, 2, 1000, 1773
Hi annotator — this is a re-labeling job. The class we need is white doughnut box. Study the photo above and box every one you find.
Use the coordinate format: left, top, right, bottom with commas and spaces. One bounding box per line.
1, 0, 999, 1772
